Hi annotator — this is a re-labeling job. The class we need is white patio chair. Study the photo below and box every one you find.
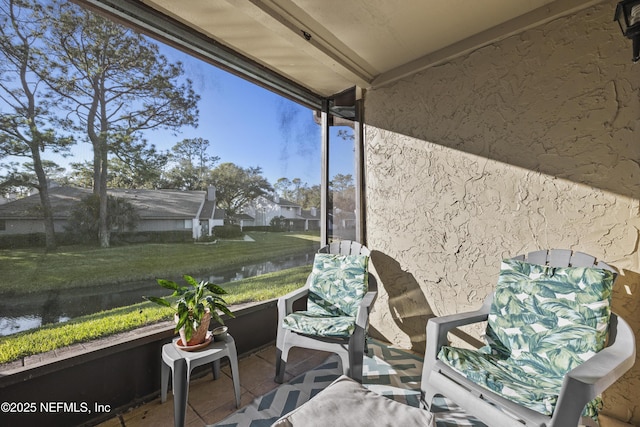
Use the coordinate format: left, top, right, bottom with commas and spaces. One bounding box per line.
275, 240, 377, 383
422, 249, 636, 427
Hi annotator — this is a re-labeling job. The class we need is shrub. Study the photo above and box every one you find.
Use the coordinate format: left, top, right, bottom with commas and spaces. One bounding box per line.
269, 215, 288, 231
65, 194, 139, 244
213, 224, 242, 238
112, 230, 193, 244
0, 232, 81, 249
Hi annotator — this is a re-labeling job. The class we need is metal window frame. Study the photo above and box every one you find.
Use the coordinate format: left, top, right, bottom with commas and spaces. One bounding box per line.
73, 0, 366, 246
74, 0, 324, 112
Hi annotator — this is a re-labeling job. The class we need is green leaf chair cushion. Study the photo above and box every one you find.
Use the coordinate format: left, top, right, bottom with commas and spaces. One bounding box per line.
438, 258, 615, 417
283, 253, 369, 337
438, 345, 571, 416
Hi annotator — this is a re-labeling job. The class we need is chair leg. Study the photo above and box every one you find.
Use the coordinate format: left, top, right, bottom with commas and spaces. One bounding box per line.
421, 385, 437, 412
348, 328, 365, 383
212, 359, 220, 380
161, 359, 170, 403
275, 347, 287, 383
338, 351, 351, 377
172, 358, 188, 427
348, 345, 363, 383
227, 346, 241, 408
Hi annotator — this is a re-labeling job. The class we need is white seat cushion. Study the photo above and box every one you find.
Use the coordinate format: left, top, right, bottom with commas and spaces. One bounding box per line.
271, 375, 432, 426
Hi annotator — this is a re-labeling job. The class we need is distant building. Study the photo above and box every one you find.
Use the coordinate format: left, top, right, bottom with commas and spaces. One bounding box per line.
242, 194, 320, 231
0, 186, 224, 240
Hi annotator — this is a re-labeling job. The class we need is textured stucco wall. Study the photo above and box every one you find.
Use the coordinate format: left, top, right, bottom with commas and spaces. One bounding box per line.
363, 1, 639, 423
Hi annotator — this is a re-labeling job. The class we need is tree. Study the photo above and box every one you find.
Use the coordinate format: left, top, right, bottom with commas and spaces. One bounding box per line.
274, 177, 293, 201
66, 161, 93, 188
43, 1, 199, 247
0, 160, 66, 195
65, 193, 139, 244
108, 149, 168, 189
0, 0, 75, 250
299, 183, 321, 210
209, 162, 272, 219
331, 173, 355, 212
162, 137, 219, 190
274, 177, 320, 210
291, 178, 303, 204
68, 148, 169, 190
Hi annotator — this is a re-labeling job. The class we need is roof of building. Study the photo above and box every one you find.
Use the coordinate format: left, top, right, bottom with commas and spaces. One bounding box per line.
199, 200, 215, 219
259, 195, 301, 208
213, 208, 226, 220
233, 213, 255, 221
0, 186, 206, 220
299, 209, 320, 220
279, 199, 299, 207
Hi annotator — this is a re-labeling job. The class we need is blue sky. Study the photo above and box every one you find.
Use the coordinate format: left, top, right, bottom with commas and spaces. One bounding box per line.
1, 1, 356, 191
156, 46, 328, 186
48, 42, 355, 188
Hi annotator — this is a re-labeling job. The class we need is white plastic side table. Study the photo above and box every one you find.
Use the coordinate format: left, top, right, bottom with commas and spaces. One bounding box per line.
161, 334, 241, 427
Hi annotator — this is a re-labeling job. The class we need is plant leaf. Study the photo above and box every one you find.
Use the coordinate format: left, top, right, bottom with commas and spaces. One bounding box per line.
205, 283, 228, 295
156, 279, 181, 291
216, 303, 235, 318
183, 275, 199, 288
210, 311, 224, 325
143, 296, 171, 307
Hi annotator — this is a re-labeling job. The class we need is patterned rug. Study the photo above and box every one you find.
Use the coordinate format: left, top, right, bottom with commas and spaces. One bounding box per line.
213, 339, 485, 427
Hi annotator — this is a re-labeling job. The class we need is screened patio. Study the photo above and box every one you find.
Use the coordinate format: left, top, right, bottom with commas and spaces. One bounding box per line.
1, 0, 638, 426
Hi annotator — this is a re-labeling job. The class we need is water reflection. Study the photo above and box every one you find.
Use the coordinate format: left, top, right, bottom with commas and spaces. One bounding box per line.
0, 252, 314, 336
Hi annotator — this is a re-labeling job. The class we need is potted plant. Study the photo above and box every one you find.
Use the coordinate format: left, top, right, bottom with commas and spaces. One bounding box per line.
145, 275, 234, 347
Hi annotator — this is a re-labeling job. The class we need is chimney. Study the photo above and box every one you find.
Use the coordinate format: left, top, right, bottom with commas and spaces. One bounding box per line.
310, 207, 317, 217
207, 186, 216, 201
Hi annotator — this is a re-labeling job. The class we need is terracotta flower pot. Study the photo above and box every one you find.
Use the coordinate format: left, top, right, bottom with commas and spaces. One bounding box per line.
176, 310, 212, 346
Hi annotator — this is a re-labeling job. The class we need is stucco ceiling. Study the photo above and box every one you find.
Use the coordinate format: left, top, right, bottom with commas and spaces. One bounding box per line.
137, 0, 604, 98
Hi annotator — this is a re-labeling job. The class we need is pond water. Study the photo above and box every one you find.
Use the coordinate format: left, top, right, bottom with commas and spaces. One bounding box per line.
0, 251, 315, 336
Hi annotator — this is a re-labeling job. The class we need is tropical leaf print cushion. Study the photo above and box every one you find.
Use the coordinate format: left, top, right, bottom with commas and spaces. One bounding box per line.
283, 253, 369, 337
489, 259, 615, 368
439, 258, 615, 417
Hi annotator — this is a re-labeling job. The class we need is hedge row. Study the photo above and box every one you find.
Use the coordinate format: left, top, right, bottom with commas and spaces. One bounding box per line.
213, 224, 243, 238
0, 230, 193, 249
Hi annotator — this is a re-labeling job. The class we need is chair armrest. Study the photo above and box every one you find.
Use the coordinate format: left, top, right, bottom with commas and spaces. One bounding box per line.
564, 313, 636, 393
425, 294, 493, 362
355, 290, 378, 329
421, 294, 493, 399
277, 286, 309, 321
551, 313, 636, 426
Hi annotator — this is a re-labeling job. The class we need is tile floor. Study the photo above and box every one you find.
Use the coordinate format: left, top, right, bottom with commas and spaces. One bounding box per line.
81, 341, 637, 427
95, 345, 331, 427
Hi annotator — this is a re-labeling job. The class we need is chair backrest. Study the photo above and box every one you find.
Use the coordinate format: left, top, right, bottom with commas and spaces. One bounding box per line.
513, 249, 615, 273
487, 249, 617, 372
319, 240, 370, 256
307, 241, 371, 318
307, 252, 369, 317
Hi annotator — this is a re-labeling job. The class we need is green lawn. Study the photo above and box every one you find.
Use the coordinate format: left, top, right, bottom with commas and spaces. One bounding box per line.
0, 231, 319, 364
0, 265, 312, 364
0, 231, 319, 295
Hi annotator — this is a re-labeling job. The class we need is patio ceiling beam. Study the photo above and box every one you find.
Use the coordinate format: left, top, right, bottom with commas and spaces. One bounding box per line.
74, 0, 326, 113
371, 0, 607, 89
238, 0, 376, 88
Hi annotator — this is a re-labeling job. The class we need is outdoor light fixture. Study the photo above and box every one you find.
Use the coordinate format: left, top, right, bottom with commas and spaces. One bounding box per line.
614, 0, 640, 62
